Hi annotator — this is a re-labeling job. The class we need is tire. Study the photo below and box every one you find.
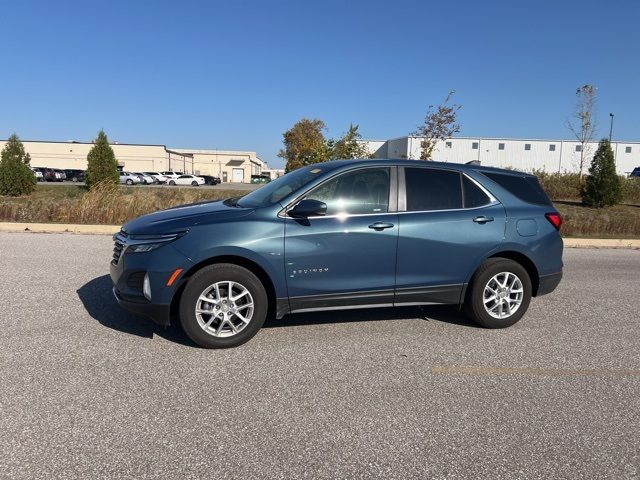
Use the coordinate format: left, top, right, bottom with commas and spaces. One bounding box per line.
169, 180, 176, 186
464, 258, 532, 329
179, 264, 268, 348
191, 181, 198, 186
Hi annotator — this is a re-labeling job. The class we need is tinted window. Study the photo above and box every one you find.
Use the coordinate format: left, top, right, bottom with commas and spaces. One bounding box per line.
463, 176, 491, 208
482, 172, 551, 205
306, 168, 390, 215
405, 168, 462, 211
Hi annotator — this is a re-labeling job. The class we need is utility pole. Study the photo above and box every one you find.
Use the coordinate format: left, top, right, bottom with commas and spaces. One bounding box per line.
609, 113, 615, 142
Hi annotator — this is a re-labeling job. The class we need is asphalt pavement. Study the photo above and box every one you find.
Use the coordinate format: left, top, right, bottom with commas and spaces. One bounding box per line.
1, 233, 639, 479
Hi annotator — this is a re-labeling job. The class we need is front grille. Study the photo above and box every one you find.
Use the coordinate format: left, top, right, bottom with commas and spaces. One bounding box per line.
126, 271, 145, 292
112, 230, 128, 265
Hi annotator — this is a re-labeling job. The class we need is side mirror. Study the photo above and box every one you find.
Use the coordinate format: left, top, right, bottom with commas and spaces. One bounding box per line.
289, 199, 327, 218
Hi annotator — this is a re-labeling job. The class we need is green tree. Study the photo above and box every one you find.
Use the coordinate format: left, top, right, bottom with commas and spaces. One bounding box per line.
581, 138, 622, 207
413, 90, 461, 160
329, 124, 369, 159
85, 130, 119, 189
278, 119, 330, 172
0, 134, 36, 196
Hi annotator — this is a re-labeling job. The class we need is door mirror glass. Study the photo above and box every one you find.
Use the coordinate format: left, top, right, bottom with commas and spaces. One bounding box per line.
289, 199, 327, 218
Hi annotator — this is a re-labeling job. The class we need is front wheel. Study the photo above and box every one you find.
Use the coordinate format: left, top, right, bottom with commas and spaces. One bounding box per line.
464, 258, 532, 328
179, 264, 268, 348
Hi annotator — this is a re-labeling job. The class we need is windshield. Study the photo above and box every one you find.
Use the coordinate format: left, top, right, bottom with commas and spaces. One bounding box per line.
237, 166, 327, 208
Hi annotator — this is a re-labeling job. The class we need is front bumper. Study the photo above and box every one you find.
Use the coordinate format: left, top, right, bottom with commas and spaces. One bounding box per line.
112, 286, 171, 326
110, 239, 194, 327
536, 271, 563, 296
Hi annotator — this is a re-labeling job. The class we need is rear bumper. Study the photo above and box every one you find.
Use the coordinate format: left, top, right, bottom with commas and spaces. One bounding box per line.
536, 271, 562, 296
112, 286, 171, 326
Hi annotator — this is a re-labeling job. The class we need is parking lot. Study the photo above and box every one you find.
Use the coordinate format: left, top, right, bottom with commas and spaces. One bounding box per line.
1, 232, 639, 479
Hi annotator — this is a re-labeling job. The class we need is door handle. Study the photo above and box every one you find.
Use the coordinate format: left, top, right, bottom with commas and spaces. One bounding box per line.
368, 222, 394, 231
473, 216, 494, 223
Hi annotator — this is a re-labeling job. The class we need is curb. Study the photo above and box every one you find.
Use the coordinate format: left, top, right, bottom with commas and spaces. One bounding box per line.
0, 222, 120, 235
0, 222, 639, 249
562, 238, 640, 249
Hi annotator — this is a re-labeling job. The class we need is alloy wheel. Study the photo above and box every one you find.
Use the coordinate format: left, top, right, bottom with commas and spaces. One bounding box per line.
483, 272, 524, 319
195, 281, 255, 337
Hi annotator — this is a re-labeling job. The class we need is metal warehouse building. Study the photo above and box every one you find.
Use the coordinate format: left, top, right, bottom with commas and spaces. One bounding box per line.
0, 139, 270, 183
363, 137, 640, 175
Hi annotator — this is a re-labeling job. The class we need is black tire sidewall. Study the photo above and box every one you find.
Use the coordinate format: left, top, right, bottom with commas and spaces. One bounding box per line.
179, 264, 268, 348
466, 258, 532, 328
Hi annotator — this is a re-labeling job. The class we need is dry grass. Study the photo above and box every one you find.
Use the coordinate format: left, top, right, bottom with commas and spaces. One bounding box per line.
0, 183, 246, 225
555, 201, 640, 238
1, 182, 639, 238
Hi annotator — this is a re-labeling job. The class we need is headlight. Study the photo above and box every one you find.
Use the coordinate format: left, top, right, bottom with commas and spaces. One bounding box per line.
127, 242, 168, 253
126, 231, 186, 254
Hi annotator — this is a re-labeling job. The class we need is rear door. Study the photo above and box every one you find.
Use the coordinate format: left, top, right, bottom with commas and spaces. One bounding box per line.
395, 167, 506, 305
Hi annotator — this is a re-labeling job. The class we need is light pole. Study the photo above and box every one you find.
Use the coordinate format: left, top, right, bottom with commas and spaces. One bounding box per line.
609, 113, 615, 142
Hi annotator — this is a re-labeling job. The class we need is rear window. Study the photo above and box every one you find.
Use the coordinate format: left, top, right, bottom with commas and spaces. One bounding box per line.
405, 168, 462, 211
482, 172, 551, 205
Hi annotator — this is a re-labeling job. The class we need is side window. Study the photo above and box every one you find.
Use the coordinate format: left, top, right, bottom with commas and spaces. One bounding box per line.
306, 168, 390, 215
462, 175, 491, 208
405, 168, 462, 211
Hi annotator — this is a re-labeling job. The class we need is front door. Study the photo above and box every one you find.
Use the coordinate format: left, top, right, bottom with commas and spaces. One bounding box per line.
284, 166, 398, 313
395, 167, 506, 305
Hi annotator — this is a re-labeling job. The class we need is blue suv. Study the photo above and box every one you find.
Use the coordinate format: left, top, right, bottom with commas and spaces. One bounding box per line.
111, 160, 563, 348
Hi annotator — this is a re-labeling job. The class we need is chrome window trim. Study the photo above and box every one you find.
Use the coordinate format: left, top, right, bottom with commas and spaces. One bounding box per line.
278, 165, 500, 220
278, 165, 396, 219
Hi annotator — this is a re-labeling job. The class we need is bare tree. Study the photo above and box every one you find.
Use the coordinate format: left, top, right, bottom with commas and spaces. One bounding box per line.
567, 85, 597, 181
413, 90, 461, 160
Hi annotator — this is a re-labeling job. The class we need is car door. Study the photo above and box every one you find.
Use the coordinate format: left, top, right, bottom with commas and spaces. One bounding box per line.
284, 166, 399, 313
395, 167, 506, 305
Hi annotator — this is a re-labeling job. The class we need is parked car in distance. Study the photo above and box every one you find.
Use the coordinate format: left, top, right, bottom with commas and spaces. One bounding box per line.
251, 174, 271, 184
119, 171, 142, 185
63, 169, 86, 182
144, 172, 167, 184
167, 174, 206, 186
199, 175, 221, 185
52, 169, 66, 181
111, 159, 564, 349
31, 167, 44, 182
38, 167, 57, 182
161, 171, 183, 181
133, 172, 155, 185
630, 167, 640, 178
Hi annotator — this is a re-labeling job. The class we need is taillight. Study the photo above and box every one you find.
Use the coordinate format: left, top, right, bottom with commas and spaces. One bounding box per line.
545, 212, 563, 230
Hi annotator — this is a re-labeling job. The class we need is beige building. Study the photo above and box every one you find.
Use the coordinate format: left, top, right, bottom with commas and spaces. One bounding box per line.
170, 148, 268, 183
0, 139, 270, 183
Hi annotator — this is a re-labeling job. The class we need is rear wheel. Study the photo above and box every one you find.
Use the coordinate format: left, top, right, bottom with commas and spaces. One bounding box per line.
464, 258, 532, 328
179, 264, 268, 348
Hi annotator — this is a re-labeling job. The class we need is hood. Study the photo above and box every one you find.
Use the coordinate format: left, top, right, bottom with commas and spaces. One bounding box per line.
123, 200, 254, 235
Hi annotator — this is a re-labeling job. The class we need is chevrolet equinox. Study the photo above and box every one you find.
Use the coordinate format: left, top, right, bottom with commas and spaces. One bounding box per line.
111, 159, 563, 348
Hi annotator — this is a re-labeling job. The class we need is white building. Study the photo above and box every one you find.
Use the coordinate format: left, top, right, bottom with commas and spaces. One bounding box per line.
362, 136, 640, 175
0, 139, 270, 183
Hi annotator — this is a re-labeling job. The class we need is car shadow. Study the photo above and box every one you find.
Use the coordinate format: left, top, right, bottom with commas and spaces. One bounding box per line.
77, 275, 195, 346
78, 275, 478, 346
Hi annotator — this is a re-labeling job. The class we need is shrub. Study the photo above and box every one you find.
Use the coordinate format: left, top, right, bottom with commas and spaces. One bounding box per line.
85, 130, 119, 189
581, 139, 623, 207
0, 134, 36, 196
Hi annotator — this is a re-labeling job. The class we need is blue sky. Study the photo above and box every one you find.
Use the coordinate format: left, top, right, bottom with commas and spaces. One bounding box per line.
1, 0, 638, 167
